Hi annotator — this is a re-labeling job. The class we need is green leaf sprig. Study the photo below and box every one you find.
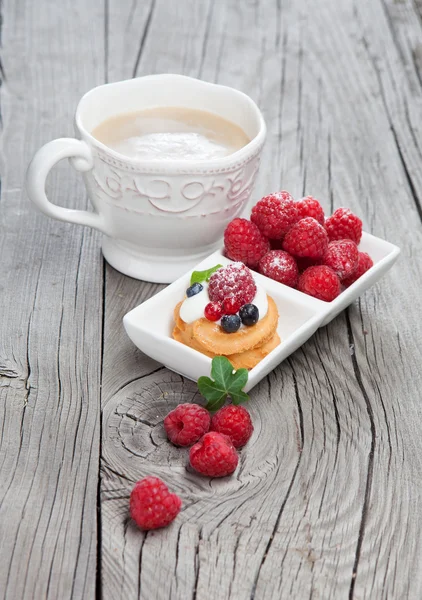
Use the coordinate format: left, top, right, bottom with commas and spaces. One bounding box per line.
190, 264, 223, 286
198, 356, 249, 412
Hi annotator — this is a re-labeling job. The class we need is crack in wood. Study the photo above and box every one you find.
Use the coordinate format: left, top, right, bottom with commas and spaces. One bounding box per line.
346, 309, 376, 600
0, 364, 18, 378
359, 27, 422, 224
192, 527, 203, 600
390, 124, 422, 223
111, 366, 167, 398
96, 260, 108, 600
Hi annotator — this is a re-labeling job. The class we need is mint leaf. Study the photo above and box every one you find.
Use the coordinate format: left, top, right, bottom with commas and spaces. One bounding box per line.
190, 264, 223, 286
211, 357, 248, 396
197, 376, 227, 412
230, 390, 249, 405
198, 356, 249, 411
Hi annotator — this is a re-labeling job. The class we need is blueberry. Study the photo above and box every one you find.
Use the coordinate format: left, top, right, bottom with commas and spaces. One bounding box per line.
186, 282, 204, 297
221, 314, 241, 333
239, 304, 259, 326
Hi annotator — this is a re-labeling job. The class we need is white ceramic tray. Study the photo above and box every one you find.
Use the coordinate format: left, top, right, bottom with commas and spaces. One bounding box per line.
123, 232, 400, 391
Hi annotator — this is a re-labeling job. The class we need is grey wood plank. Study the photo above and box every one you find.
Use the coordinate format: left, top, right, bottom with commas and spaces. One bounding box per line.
99, 0, 422, 599
0, 0, 105, 598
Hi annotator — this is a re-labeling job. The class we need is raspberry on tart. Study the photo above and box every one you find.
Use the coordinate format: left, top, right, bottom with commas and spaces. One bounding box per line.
208, 263, 257, 305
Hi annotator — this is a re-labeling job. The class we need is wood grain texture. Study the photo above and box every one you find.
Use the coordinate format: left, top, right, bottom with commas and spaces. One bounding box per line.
0, 0, 104, 598
99, 0, 422, 599
1, 0, 422, 598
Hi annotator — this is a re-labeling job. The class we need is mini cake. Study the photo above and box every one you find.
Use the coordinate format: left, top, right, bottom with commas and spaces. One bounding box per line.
172, 263, 280, 370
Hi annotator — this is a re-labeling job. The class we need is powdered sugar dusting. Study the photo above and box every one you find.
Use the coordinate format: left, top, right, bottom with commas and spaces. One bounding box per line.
208, 263, 257, 304
324, 240, 359, 280
267, 255, 285, 269
258, 250, 299, 288
273, 191, 294, 202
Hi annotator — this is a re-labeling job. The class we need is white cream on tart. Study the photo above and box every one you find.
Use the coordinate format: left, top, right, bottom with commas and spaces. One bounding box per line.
179, 279, 268, 326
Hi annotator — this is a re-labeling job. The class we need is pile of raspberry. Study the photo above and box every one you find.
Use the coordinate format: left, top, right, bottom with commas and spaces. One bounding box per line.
224, 192, 373, 302
130, 403, 253, 530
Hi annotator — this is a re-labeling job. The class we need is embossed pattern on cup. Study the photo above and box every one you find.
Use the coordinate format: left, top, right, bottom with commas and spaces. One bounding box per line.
26, 74, 267, 282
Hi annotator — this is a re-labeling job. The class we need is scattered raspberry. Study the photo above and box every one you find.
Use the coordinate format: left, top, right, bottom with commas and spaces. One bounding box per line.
324, 240, 359, 281
130, 477, 182, 530
325, 208, 362, 244
296, 196, 325, 225
208, 263, 256, 305
283, 217, 328, 259
298, 265, 341, 301
258, 250, 299, 288
222, 296, 243, 315
224, 218, 270, 267
204, 301, 223, 322
251, 191, 298, 239
189, 432, 238, 477
211, 405, 253, 448
164, 403, 211, 446
343, 252, 374, 287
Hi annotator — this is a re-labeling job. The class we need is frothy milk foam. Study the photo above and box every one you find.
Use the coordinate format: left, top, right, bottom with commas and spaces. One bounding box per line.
92, 106, 250, 161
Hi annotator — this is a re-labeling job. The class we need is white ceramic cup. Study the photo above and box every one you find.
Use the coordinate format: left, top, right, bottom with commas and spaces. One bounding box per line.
26, 74, 266, 283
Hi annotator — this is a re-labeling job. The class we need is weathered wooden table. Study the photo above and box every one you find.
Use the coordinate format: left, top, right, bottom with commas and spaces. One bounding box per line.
1, 0, 422, 598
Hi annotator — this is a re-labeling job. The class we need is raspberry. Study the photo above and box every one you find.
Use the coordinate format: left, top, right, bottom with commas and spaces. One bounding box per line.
208, 263, 256, 305
189, 432, 238, 477
251, 191, 299, 239
210, 405, 253, 448
258, 250, 299, 288
130, 477, 182, 530
283, 217, 328, 259
222, 297, 243, 315
343, 252, 374, 287
204, 301, 223, 321
324, 240, 359, 281
298, 265, 341, 302
164, 403, 211, 446
224, 218, 270, 268
325, 207, 362, 244
296, 196, 325, 225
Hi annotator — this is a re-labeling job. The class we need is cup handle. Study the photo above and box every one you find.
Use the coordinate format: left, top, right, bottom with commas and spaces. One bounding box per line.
26, 138, 111, 236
